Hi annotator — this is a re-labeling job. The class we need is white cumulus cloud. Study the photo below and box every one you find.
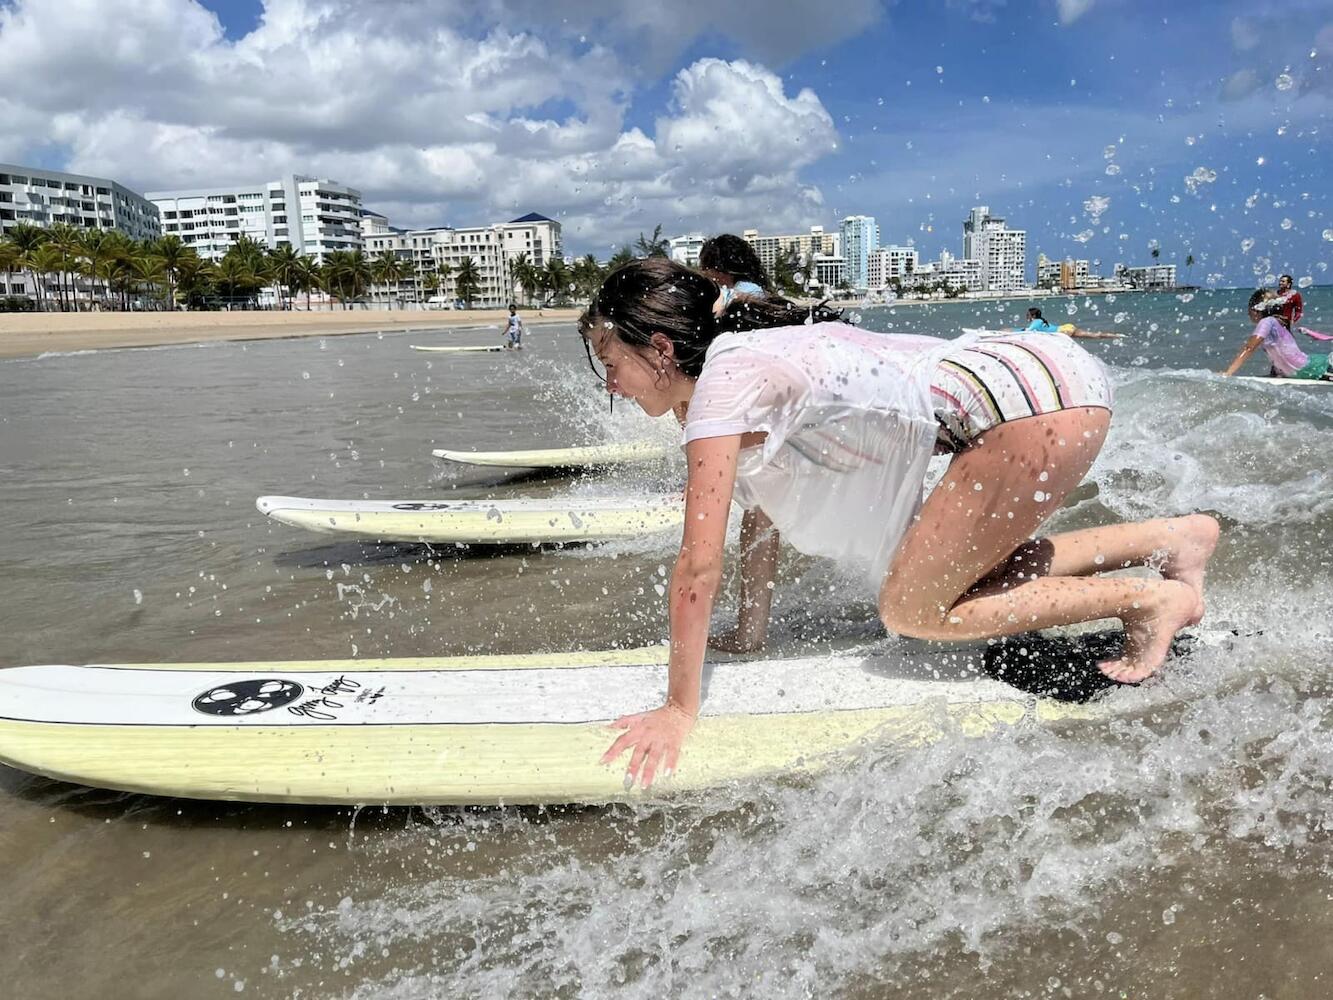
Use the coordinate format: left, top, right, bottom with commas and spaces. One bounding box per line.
0, 0, 845, 250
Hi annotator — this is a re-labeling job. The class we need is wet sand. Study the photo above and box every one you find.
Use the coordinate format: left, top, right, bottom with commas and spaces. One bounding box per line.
0, 307, 583, 359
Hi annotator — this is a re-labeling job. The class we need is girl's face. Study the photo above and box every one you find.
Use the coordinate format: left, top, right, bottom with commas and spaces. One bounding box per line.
588, 327, 680, 417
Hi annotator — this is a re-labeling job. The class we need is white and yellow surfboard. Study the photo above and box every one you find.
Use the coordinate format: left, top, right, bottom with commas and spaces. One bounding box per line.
255, 494, 685, 544
0, 644, 1100, 806
431, 441, 673, 469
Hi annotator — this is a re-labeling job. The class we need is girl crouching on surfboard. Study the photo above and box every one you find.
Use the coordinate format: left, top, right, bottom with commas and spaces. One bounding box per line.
582, 258, 1220, 788
1221, 289, 1333, 380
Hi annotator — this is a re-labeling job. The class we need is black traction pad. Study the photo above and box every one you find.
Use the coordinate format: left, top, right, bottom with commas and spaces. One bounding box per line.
981, 630, 1208, 704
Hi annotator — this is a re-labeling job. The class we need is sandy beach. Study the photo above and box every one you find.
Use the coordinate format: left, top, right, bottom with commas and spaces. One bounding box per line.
0, 307, 584, 359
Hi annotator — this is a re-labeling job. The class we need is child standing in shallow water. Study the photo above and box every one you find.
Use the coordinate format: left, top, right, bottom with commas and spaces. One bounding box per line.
583, 258, 1220, 789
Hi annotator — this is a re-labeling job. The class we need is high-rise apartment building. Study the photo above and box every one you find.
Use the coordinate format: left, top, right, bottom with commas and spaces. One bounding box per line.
839, 215, 879, 289
962, 205, 1026, 292
741, 226, 839, 275
146, 175, 363, 261
0, 162, 160, 242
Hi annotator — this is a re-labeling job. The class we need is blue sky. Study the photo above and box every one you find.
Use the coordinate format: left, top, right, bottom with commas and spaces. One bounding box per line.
4, 0, 1330, 284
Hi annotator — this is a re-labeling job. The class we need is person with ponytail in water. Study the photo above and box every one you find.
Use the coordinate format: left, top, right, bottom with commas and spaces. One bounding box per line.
583, 258, 1219, 788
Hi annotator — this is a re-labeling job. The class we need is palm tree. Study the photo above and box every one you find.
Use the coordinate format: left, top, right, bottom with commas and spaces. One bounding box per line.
149, 234, 193, 310
214, 255, 260, 307
607, 246, 635, 272
77, 229, 113, 309
422, 272, 440, 302
46, 222, 86, 310
6, 222, 47, 303
572, 254, 604, 299
266, 243, 302, 310
133, 254, 169, 308
174, 255, 215, 310
291, 255, 322, 311
27, 244, 64, 311
506, 251, 529, 305
0, 238, 21, 299
634, 224, 669, 258
371, 250, 410, 308
1185, 253, 1195, 283
453, 256, 481, 308
541, 256, 570, 305
1150, 244, 1161, 262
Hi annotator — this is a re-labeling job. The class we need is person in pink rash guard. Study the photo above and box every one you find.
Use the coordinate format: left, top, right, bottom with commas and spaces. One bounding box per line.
1223, 289, 1332, 380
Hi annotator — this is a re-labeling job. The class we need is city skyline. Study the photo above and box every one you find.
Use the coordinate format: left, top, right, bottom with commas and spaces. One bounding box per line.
0, 0, 1328, 286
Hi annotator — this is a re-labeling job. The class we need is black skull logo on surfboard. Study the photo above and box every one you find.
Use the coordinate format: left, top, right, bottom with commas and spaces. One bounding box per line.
192, 679, 304, 716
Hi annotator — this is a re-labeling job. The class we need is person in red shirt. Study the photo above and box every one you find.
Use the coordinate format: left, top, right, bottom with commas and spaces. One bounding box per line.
1262, 274, 1304, 330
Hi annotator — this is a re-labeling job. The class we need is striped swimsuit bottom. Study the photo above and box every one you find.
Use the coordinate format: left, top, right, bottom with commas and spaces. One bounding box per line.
929, 333, 1114, 452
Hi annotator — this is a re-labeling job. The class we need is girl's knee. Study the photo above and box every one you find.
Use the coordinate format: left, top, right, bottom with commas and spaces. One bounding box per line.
877, 586, 954, 640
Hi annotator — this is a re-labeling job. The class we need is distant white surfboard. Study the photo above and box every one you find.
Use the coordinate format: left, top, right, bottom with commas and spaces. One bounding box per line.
255, 494, 684, 544
1234, 375, 1333, 387
431, 441, 673, 469
410, 344, 505, 353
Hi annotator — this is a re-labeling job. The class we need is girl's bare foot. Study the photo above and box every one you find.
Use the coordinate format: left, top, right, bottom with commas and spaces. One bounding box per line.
1159, 514, 1220, 625
1098, 580, 1199, 683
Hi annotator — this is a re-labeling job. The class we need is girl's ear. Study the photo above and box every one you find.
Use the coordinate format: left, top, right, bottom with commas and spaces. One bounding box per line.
648, 331, 676, 361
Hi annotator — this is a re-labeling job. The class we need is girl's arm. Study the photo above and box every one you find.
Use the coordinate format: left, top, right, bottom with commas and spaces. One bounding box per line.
602, 432, 741, 789
710, 508, 780, 653
1069, 328, 1124, 340
1222, 336, 1264, 376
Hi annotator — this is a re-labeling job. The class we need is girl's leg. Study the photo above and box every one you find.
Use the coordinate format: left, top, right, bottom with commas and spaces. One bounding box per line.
973, 514, 1219, 623
878, 407, 1212, 682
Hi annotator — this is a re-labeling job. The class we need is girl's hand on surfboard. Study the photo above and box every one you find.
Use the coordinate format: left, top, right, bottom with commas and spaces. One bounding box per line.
602, 702, 696, 790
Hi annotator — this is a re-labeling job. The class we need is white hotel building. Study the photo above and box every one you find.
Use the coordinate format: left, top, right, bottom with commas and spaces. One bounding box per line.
146, 175, 363, 261
362, 212, 563, 307
963, 205, 1027, 293
0, 162, 161, 297
0, 162, 160, 242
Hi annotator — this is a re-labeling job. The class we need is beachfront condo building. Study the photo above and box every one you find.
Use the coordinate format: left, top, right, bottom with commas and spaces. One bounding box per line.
866, 245, 920, 289
1115, 262, 1177, 290
963, 205, 1027, 293
0, 162, 161, 298
362, 212, 563, 308
839, 215, 880, 290
1037, 253, 1096, 291
668, 232, 706, 267
905, 251, 983, 294
741, 226, 840, 277
146, 175, 363, 262
0, 162, 160, 243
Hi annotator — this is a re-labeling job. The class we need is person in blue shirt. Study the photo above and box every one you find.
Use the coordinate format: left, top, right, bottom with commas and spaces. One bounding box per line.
1020, 307, 1123, 340
699, 234, 770, 313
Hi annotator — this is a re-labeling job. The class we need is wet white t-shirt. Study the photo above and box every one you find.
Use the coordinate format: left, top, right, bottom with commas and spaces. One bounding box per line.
683, 322, 966, 586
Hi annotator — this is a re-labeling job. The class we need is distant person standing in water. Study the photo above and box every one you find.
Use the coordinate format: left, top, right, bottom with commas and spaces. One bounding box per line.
1256, 274, 1304, 331
1222, 289, 1332, 380
1020, 307, 1123, 341
504, 304, 525, 350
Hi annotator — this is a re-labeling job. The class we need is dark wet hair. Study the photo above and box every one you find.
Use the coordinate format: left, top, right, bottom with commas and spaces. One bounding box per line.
1027, 307, 1043, 320
698, 234, 770, 290
579, 257, 839, 378
1247, 288, 1267, 310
